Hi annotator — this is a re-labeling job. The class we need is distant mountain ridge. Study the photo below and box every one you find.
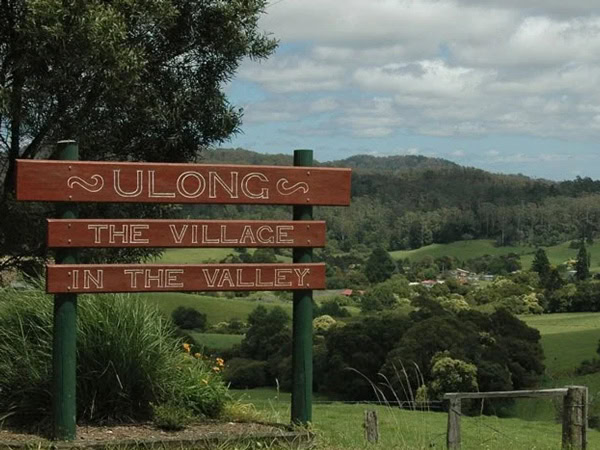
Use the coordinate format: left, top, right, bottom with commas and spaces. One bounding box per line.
191, 147, 600, 252
208, 147, 460, 172
324, 153, 459, 171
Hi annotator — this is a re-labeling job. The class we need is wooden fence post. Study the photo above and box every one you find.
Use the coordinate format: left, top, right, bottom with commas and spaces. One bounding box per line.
447, 396, 461, 450
364, 410, 379, 443
562, 385, 588, 449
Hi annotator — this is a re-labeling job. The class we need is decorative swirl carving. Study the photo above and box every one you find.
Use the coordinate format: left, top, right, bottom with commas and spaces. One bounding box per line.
276, 178, 309, 196
67, 175, 104, 193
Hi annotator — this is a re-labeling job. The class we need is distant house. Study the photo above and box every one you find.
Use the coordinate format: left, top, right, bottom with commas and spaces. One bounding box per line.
454, 268, 470, 280
341, 289, 353, 297
421, 280, 438, 288
480, 274, 495, 282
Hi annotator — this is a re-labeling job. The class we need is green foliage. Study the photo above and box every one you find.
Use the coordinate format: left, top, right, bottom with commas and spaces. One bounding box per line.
465, 253, 522, 275
576, 244, 591, 281
240, 305, 290, 361
313, 315, 337, 334
222, 358, 268, 389
315, 298, 351, 318
360, 284, 397, 312
429, 352, 478, 399
152, 403, 192, 431
0, 0, 277, 272
321, 313, 411, 399
0, 287, 230, 425
171, 306, 207, 330
378, 308, 543, 404
364, 246, 396, 283
251, 248, 277, 263
532, 248, 551, 280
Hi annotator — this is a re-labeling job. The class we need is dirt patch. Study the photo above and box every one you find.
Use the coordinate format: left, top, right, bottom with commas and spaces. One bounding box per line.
0, 422, 312, 449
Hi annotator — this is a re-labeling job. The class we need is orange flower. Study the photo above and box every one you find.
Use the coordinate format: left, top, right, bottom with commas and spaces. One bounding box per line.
182, 343, 191, 353
194, 352, 202, 359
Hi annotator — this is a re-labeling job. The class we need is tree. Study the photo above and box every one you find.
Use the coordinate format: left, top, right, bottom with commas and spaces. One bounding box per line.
429, 352, 478, 399
251, 248, 277, 263
576, 244, 591, 281
171, 306, 207, 331
364, 246, 395, 283
532, 248, 551, 282
360, 284, 397, 313
0, 0, 277, 273
241, 306, 290, 361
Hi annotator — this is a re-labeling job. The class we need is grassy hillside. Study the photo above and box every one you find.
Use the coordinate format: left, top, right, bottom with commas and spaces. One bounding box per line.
154, 248, 292, 264
390, 239, 533, 262
140, 291, 292, 325
190, 332, 243, 350
234, 388, 600, 449
390, 238, 600, 272
513, 313, 600, 423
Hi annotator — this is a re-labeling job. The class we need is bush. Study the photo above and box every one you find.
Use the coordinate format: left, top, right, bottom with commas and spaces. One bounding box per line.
171, 306, 207, 330
576, 358, 600, 375
223, 358, 268, 388
315, 299, 351, 318
152, 403, 192, 431
0, 286, 229, 426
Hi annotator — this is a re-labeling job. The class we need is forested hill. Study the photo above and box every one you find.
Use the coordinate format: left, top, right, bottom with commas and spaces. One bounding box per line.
204, 147, 459, 172
193, 147, 600, 252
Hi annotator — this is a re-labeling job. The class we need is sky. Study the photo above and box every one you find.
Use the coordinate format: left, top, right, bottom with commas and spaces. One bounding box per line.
225, 0, 600, 181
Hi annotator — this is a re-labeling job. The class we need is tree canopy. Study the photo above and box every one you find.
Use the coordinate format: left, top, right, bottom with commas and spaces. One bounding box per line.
0, 0, 277, 272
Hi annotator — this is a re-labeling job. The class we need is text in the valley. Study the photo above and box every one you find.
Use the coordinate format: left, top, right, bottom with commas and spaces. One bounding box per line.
47, 219, 326, 248
46, 263, 326, 293
17, 160, 351, 205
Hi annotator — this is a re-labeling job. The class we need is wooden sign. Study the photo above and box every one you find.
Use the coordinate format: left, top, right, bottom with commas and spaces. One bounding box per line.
47, 219, 326, 248
46, 263, 326, 293
16, 160, 351, 206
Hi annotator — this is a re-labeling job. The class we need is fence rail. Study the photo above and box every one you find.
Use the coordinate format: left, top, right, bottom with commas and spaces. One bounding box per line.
443, 386, 588, 450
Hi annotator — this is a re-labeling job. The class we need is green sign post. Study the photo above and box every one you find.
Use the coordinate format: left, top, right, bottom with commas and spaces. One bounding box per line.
291, 149, 313, 424
53, 140, 79, 440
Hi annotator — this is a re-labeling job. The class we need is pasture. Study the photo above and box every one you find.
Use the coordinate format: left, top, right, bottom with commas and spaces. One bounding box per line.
154, 247, 292, 264
141, 291, 292, 325
190, 332, 243, 349
389, 238, 600, 273
233, 388, 600, 449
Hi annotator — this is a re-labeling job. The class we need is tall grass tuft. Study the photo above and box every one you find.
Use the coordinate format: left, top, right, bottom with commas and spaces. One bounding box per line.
0, 284, 230, 427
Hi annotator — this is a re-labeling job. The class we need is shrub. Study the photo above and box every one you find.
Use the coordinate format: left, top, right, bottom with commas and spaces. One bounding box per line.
313, 315, 336, 334
152, 403, 192, 431
315, 299, 351, 318
576, 358, 600, 375
223, 358, 267, 388
171, 306, 207, 330
0, 286, 229, 426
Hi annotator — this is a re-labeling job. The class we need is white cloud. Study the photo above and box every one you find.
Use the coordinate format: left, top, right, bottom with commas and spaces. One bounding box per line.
240, 56, 344, 93
237, 0, 600, 142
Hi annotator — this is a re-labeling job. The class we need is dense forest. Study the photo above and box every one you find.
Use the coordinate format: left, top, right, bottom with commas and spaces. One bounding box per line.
192, 148, 600, 252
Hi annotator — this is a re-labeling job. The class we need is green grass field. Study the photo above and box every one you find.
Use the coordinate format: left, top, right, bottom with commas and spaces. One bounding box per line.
189, 332, 243, 350
512, 313, 600, 423
232, 388, 600, 449
140, 291, 292, 325
155, 248, 292, 264
390, 239, 534, 262
390, 238, 600, 272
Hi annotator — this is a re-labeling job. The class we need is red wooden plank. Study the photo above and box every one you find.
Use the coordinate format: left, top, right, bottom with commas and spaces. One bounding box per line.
17, 160, 351, 206
47, 219, 326, 248
46, 263, 325, 293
